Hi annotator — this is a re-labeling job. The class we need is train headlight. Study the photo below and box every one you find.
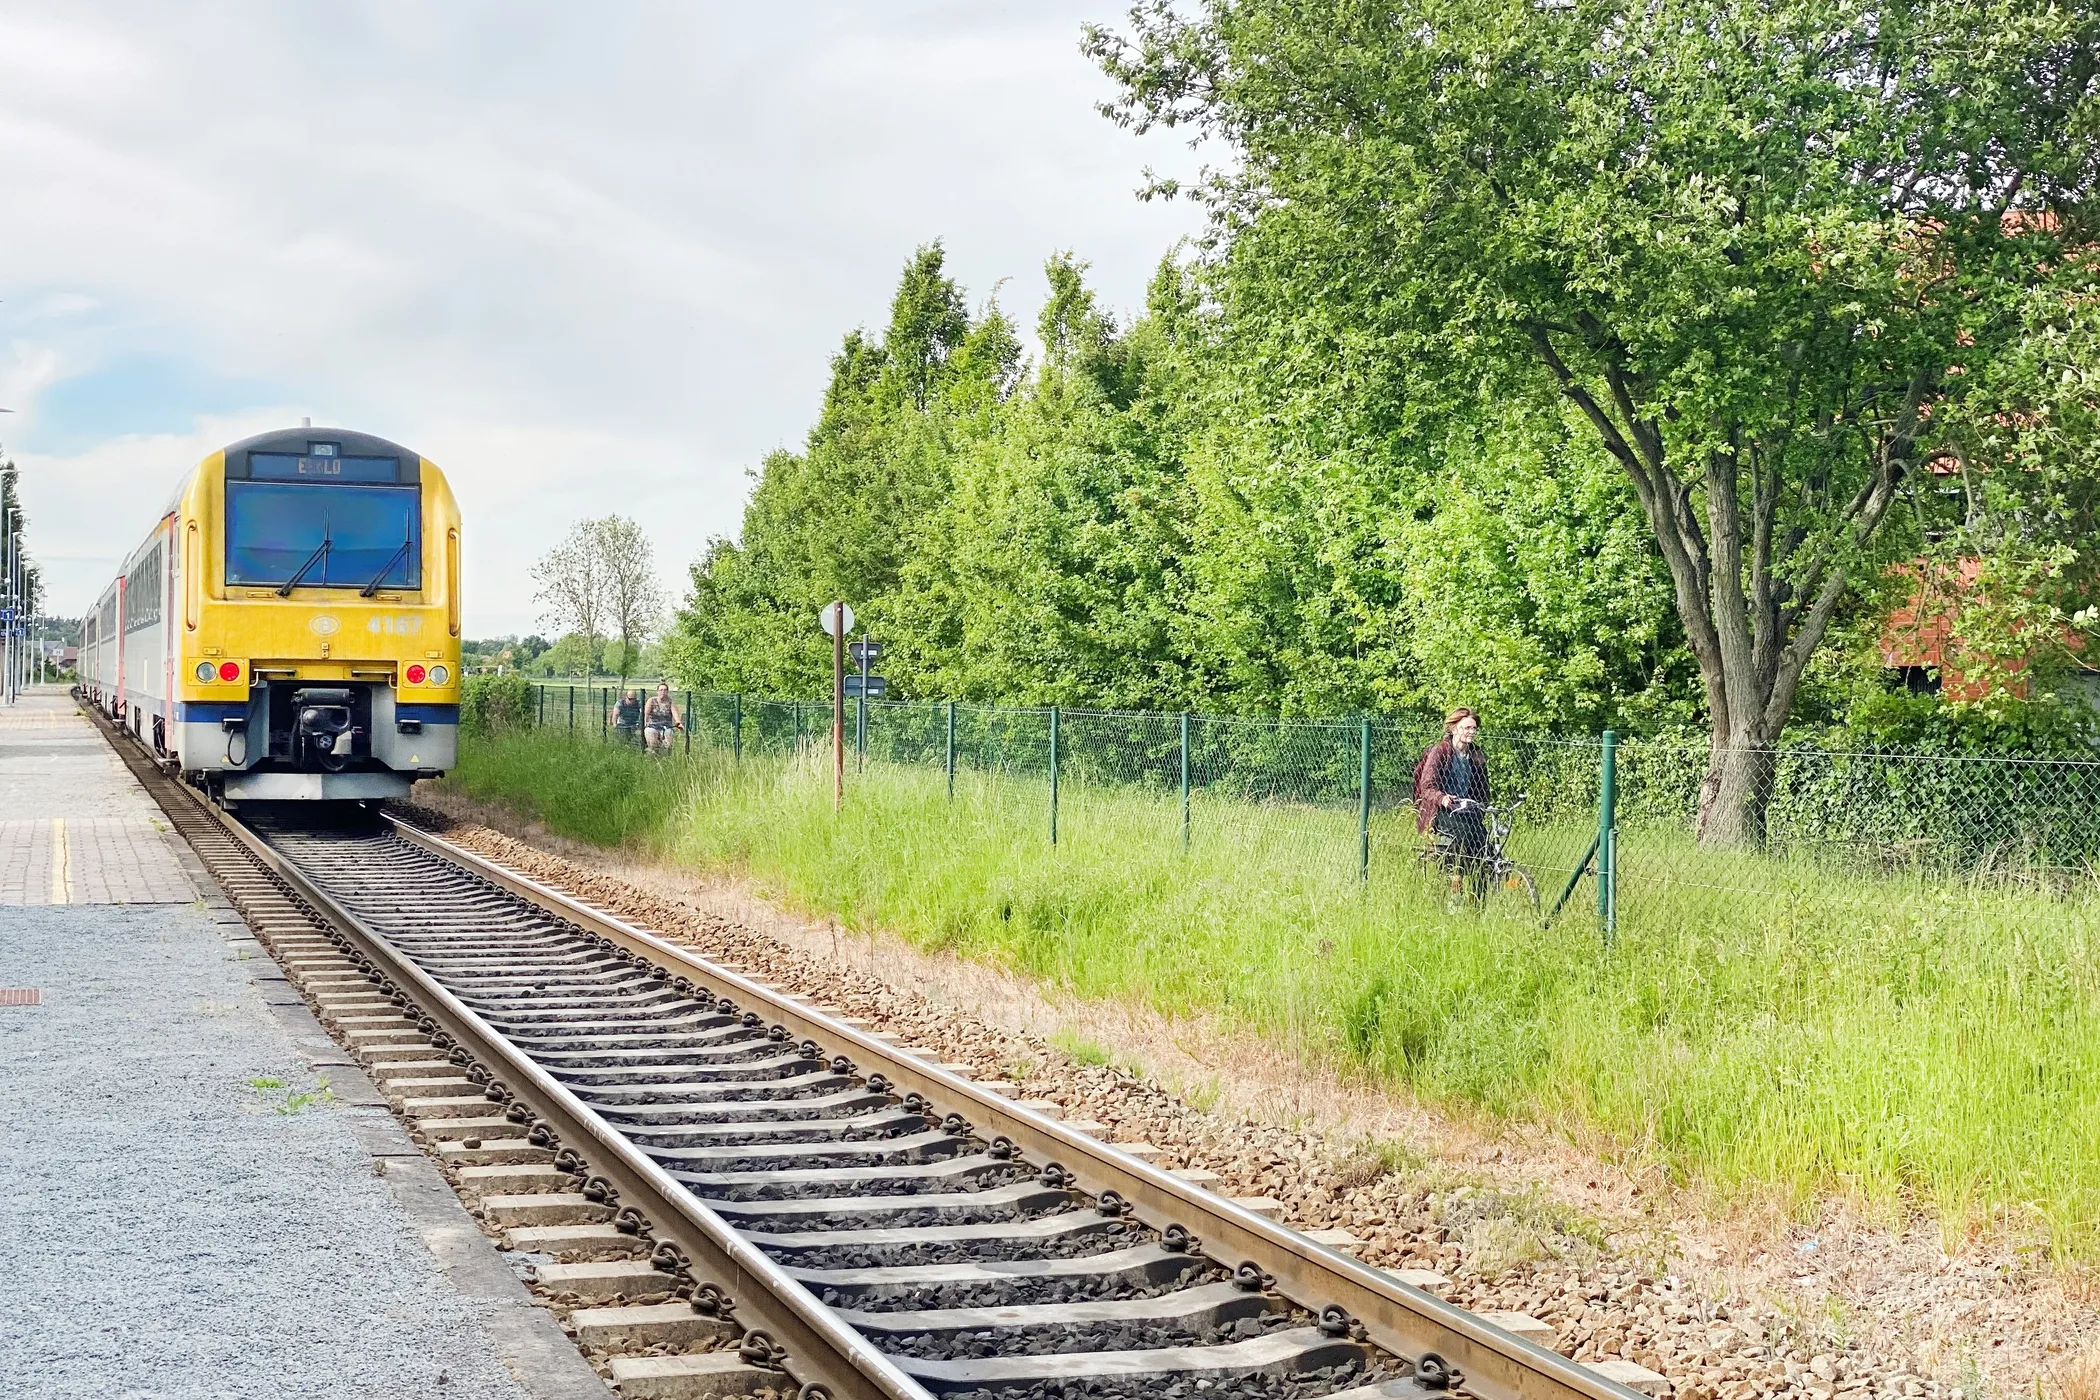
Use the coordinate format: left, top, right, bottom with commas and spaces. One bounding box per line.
405, 664, 427, 685
429, 664, 449, 686
218, 661, 241, 682
195, 661, 216, 683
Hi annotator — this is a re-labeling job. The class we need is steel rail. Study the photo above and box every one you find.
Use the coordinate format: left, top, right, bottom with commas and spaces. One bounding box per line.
86, 684, 1643, 1400
380, 813, 1644, 1400
162, 779, 933, 1400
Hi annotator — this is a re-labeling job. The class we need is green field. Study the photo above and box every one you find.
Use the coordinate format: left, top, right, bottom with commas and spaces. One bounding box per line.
443, 728, 2100, 1260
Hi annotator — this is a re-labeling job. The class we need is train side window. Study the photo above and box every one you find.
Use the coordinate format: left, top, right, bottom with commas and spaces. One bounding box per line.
185, 522, 200, 629
447, 527, 460, 636
124, 544, 164, 631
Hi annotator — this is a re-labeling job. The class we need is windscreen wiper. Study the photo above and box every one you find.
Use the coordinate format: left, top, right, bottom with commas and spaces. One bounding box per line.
276, 534, 331, 596
360, 535, 414, 597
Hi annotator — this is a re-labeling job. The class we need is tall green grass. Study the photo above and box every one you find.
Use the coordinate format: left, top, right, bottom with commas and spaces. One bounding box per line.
446, 729, 2100, 1259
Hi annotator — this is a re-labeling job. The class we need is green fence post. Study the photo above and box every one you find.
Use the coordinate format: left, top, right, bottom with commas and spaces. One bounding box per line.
600, 688, 607, 740
732, 693, 742, 764
1179, 711, 1191, 851
568, 684, 575, 731
1598, 729, 1618, 940
1049, 705, 1060, 846
945, 700, 956, 799
684, 690, 693, 755
535, 685, 544, 728
793, 702, 802, 751
1358, 716, 1373, 885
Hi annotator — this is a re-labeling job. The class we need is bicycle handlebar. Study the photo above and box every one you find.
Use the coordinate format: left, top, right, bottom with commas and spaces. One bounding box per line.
1448, 793, 1526, 817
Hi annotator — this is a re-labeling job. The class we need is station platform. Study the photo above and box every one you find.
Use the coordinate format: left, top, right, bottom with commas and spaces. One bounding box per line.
0, 690, 192, 904
0, 688, 606, 1399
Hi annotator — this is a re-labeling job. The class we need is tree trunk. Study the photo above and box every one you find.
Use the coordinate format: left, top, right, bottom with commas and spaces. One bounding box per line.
1524, 329, 1916, 853
1695, 737, 1777, 848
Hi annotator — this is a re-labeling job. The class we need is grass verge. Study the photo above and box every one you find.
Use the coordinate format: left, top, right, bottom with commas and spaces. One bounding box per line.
443, 728, 2100, 1260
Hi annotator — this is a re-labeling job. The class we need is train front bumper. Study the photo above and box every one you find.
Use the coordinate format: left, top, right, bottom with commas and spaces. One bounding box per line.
221, 770, 417, 802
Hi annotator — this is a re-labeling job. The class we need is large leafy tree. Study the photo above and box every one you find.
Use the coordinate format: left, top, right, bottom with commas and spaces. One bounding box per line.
0, 451, 40, 617
1090, 0, 2100, 842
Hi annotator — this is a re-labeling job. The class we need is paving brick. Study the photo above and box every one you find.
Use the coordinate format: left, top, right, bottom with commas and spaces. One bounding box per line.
0, 692, 197, 906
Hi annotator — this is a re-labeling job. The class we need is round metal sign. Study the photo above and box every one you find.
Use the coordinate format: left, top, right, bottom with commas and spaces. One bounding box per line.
816, 601, 855, 637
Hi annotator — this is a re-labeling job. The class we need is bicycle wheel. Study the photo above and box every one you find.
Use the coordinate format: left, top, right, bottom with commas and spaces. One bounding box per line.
1496, 862, 1539, 914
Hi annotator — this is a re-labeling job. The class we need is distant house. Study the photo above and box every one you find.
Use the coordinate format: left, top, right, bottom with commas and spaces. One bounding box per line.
1880, 556, 2098, 706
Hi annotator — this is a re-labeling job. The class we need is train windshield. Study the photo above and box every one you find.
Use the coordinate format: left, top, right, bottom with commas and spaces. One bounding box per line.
224, 482, 422, 589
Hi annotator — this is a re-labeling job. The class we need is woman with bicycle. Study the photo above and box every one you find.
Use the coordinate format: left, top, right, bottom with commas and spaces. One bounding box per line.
1414, 707, 1493, 899
643, 683, 684, 754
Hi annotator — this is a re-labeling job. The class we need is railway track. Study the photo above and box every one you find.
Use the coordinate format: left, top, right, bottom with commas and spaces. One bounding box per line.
96, 709, 1648, 1400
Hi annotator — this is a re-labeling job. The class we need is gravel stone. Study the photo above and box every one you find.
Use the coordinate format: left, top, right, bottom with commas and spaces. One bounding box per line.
0, 902, 549, 1400
883, 1308, 1307, 1360
769, 1218, 1143, 1271
937, 1353, 1391, 1400
816, 1263, 1221, 1313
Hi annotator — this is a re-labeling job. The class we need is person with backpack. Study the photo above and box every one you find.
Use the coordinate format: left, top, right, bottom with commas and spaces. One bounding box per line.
614, 688, 644, 745
1414, 707, 1492, 898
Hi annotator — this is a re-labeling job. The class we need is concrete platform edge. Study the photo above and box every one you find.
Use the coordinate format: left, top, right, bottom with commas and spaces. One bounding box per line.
155, 753, 612, 1400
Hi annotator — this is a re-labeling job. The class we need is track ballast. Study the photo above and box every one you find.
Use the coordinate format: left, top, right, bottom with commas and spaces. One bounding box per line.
94, 699, 1647, 1400
260, 817, 1392, 1400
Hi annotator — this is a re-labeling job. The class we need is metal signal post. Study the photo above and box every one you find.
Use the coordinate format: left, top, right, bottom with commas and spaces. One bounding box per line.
819, 601, 853, 811
833, 606, 845, 808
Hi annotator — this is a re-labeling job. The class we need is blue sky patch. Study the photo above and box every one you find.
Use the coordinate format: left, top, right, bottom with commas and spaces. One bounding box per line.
26, 355, 296, 456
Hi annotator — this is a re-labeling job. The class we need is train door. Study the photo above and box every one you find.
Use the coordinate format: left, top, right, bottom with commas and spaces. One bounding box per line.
114, 576, 126, 721
160, 523, 174, 753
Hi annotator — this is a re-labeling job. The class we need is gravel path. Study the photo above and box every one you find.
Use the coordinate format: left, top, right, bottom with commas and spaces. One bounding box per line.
0, 901, 546, 1400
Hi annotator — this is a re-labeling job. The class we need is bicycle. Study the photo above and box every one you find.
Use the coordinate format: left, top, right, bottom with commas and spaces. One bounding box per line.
1419, 795, 1540, 914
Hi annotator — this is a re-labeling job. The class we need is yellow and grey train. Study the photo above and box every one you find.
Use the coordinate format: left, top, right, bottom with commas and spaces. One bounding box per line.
78, 426, 463, 802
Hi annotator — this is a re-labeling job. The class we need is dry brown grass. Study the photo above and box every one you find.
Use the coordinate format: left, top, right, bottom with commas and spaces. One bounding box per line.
2049, 1346, 2100, 1400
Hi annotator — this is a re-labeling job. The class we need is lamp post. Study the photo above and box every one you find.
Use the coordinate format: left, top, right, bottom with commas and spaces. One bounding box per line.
2, 507, 17, 704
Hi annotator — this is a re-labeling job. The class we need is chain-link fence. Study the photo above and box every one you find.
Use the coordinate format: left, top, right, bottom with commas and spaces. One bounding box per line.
516, 681, 2100, 931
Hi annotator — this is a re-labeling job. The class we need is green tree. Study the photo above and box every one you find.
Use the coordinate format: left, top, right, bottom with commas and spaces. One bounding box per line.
667, 237, 1690, 729
1168, 280, 1694, 727
666, 244, 1019, 695
1092, 0, 2100, 842
888, 253, 1199, 706
1, 449, 41, 618
543, 632, 600, 678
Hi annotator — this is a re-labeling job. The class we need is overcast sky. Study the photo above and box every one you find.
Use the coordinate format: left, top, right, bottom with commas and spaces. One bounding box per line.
0, 2, 1204, 635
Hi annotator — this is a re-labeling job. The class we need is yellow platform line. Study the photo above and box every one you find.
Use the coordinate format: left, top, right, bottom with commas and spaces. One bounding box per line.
49, 818, 70, 905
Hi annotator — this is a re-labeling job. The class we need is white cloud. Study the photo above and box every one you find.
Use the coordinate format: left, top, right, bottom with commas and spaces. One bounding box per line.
0, 2, 1207, 635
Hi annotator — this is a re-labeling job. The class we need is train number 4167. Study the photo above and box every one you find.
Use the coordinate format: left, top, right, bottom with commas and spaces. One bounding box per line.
366, 615, 424, 636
